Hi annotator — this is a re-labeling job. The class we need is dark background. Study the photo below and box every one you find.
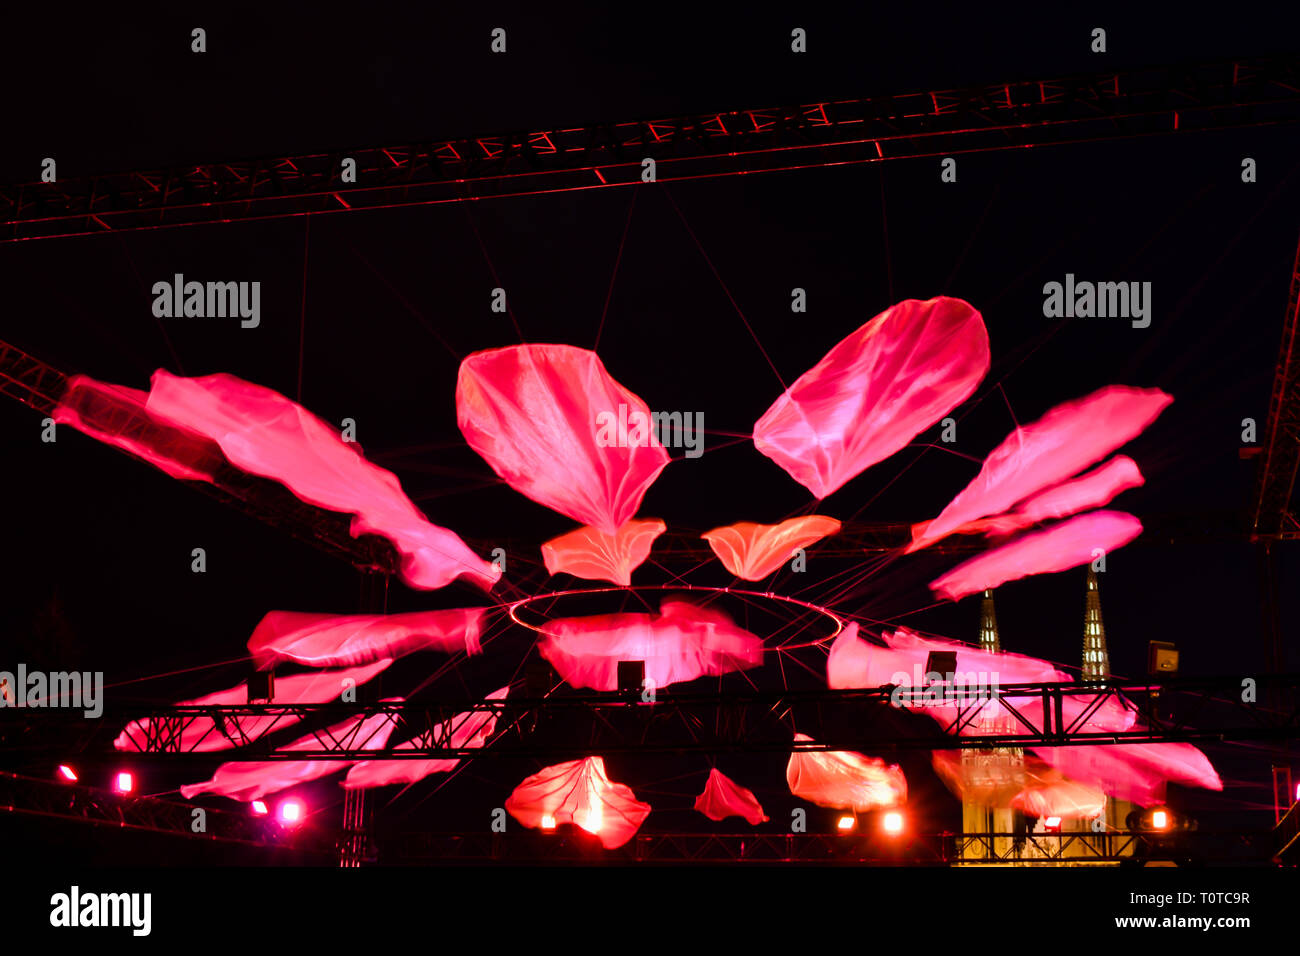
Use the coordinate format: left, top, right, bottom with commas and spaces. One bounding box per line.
2, 3, 1298, 857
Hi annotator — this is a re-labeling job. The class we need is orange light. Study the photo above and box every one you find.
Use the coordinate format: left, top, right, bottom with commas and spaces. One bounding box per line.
1150, 809, 1168, 830
1044, 816, 1062, 829
836, 815, 856, 831
882, 811, 904, 835
540, 814, 556, 830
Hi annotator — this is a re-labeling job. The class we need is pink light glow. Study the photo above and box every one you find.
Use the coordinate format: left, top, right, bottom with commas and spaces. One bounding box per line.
911, 386, 1172, 551
250, 800, 268, 815
247, 608, 486, 670
701, 515, 841, 581
504, 756, 651, 849
538, 598, 763, 692
278, 799, 304, 825
928, 510, 1144, 602
541, 518, 666, 586
753, 297, 989, 500
115, 772, 134, 793
457, 344, 671, 535
930, 750, 1107, 820
693, 768, 769, 825
57, 765, 77, 782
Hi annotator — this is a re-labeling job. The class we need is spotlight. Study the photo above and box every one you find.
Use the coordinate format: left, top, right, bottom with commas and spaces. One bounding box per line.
278, 799, 304, 826
1295, 782, 1299, 803
114, 771, 134, 794
250, 800, 268, 816
1044, 816, 1062, 831
540, 814, 556, 831
56, 765, 77, 783
882, 811, 905, 835
836, 815, 857, 832
1150, 809, 1169, 830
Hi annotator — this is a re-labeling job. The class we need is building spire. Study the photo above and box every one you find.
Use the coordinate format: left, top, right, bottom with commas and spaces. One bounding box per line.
978, 588, 1000, 654
1082, 567, 1110, 681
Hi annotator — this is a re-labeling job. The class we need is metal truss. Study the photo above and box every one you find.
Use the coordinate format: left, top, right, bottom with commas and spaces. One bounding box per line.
58, 675, 1299, 760
4, 57, 1298, 241
1251, 235, 1300, 541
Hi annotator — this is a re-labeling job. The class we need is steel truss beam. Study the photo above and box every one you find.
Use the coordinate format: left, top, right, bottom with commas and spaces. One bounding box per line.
4, 57, 1299, 241
1251, 235, 1300, 541
33, 676, 1295, 760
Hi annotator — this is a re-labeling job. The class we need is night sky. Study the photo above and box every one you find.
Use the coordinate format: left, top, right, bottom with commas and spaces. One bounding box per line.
2, 4, 1298, 858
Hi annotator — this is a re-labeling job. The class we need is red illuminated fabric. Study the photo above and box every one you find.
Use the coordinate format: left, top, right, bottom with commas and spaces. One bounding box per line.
179, 705, 403, 801
701, 515, 841, 581
1032, 742, 1223, 807
538, 598, 764, 691
911, 386, 1171, 550
694, 768, 769, 825
753, 297, 989, 499
929, 510, 1143, 601
504, 756, 651, 849
138, 370, 499, 591
114, 660, 392, 753
931, 751, 1106, 820
53, 376, 217, 482
786, 733, 907, 810
344, 686, 509, 789
541, 518, 666, 586
456, 344, 671, 534
248, 608, 486, 670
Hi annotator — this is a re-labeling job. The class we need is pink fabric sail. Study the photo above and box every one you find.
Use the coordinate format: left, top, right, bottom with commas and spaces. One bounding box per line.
911, 386, 1172, 550
929, 510, 1143, 601
786, 733, 907, 811
1033, 743, 1223, 807
114, 660, 392, 753
457, 344, 671, 534
702, 515, 841, 581
140, 370, 499, 591
541, 518, 666, 586
343, 686, 509, 789
538, 598, 764, 692
753, 297, 989, 499
53, 376, 218, 482
912, 455, 1145, 543
248, 608, 486, 670
694, 768, 769, 825
179, 705, 403, 801
931, 750, 1106, 820
504, 756, 651, 849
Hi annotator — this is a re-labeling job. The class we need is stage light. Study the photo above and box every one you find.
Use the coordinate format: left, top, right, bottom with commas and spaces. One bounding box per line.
56, 765, 77, 782
1150, 809, 1168, 830
836, 815, 856, 832
250, 800, 268, 815
882, 811, 904, 835
1044, 816, 1062, 831
580, 802, 603, 834
1295, 782, 1299, 803
278, 799, 304, 825
114, 771, 134, 794
540, 814, 556, 830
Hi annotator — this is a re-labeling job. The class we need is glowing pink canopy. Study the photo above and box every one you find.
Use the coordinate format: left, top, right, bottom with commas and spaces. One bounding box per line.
457, 344, 671, 535
504, 756, 651, 849
694, 768, 769, 825
179, 705, 403, 801
541, 518, 666, 586
912, 386, 1171, 550
931, 750, 1106, 820
248, 608, 486, 670
141, 370, 500, 591
753, 297, 989, 499
344, 687, 509, 789
786, 733, 907, 811
1033, 743, 1222, 807
114, 660, 392, 753
929, 510, 1143, 602
702, 515, 841, 581
538, 598, 764, 692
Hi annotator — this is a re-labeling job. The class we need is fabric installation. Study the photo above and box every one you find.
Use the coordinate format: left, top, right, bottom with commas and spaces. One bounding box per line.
541, 518, 666, 586
247, 608, 487, 669
930, 750, 1107, 820
694, 768, 769, 825
786, 733, 908, 810
702, 515, 841, 581
505, 756, 652, 848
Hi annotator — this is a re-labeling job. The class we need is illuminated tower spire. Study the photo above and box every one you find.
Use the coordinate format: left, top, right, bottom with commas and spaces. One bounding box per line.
979, 589, 1000, 654
1082, 567, 1109, 681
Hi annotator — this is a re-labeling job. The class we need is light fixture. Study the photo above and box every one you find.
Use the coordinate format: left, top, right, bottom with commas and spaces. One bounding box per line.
1044, 816, 1062, 831
56, 765, 77, 783
250, 800, 268, 815
114, 771, 134, 794
278, 799, 304, 825
836, 815, 856, 832
1150, 809, 1169, 830
540, 814, 556, 830
882, 811, 904, 835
